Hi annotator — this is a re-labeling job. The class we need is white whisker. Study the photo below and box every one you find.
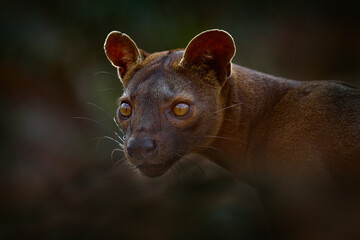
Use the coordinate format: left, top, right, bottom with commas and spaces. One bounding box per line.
196, 145, 225, 155
202, 135, 239, 140
92, 136, 124, 148
111, 148, 124, 163
113, 117, 126, 135
213, 102, 243, 114
97, 88, 117, 93
93, 71, 117, 78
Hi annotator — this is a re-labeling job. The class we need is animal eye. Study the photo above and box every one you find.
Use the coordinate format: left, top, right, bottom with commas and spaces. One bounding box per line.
172, 103, 190, 117
118, 102, 132, 119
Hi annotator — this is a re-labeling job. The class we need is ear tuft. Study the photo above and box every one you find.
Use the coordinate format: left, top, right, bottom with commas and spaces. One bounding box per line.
181, 29, 236, 78
104, 31, 142, 80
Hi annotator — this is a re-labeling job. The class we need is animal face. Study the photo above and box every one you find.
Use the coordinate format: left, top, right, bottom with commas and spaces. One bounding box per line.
104, 30, 236, 177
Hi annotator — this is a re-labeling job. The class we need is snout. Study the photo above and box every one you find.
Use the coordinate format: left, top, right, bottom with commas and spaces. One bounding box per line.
125, 136, 177, 177
126, 136, 159, 161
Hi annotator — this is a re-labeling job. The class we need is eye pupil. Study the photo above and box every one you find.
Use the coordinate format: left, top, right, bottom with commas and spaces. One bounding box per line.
173, 103, 190, 117
119, 102, 132, 118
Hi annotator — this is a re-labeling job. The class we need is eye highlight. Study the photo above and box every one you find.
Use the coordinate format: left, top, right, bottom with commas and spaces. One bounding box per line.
118, 102, 132, 119
172, 103, 190, 117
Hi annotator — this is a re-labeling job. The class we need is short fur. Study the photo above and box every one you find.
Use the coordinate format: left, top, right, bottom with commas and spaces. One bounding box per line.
104, 29, 360, 239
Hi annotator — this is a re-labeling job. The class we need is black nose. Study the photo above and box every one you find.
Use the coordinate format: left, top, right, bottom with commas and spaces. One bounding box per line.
126, 137, 159, 160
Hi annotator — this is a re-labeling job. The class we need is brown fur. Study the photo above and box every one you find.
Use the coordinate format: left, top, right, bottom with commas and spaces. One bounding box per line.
104, 29, 360, 239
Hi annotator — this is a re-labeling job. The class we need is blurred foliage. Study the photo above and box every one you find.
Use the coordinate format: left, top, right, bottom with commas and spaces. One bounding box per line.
0, 0, 359, 239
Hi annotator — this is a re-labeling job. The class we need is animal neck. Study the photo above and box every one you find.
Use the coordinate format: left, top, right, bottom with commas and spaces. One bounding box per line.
197, 65, 300, 181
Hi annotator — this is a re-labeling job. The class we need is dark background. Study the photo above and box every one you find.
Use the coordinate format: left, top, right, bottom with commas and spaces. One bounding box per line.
1, 0, 359, 239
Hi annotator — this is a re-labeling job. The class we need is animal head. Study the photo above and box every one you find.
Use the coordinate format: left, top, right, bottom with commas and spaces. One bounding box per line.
104, 29, 236, 177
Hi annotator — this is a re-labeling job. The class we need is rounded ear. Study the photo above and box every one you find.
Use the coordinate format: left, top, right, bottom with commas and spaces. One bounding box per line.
104, 31, 142, 80
180, 29, 236, 78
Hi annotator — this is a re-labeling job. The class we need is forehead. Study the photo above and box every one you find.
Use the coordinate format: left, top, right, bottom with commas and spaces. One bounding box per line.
124, 51, 188, 101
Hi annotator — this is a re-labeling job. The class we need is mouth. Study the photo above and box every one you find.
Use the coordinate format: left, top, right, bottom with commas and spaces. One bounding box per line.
137, 158, 177, 178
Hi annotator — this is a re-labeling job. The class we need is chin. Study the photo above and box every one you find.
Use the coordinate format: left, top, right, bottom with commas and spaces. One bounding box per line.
137, 158, 177, 178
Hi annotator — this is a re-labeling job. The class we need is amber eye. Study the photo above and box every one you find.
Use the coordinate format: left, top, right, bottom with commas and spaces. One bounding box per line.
172, 103, 190, 117
118, 102, 132, 119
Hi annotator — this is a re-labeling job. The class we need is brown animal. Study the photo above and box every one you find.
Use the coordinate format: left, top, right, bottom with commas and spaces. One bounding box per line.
104, 29, 360, 239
